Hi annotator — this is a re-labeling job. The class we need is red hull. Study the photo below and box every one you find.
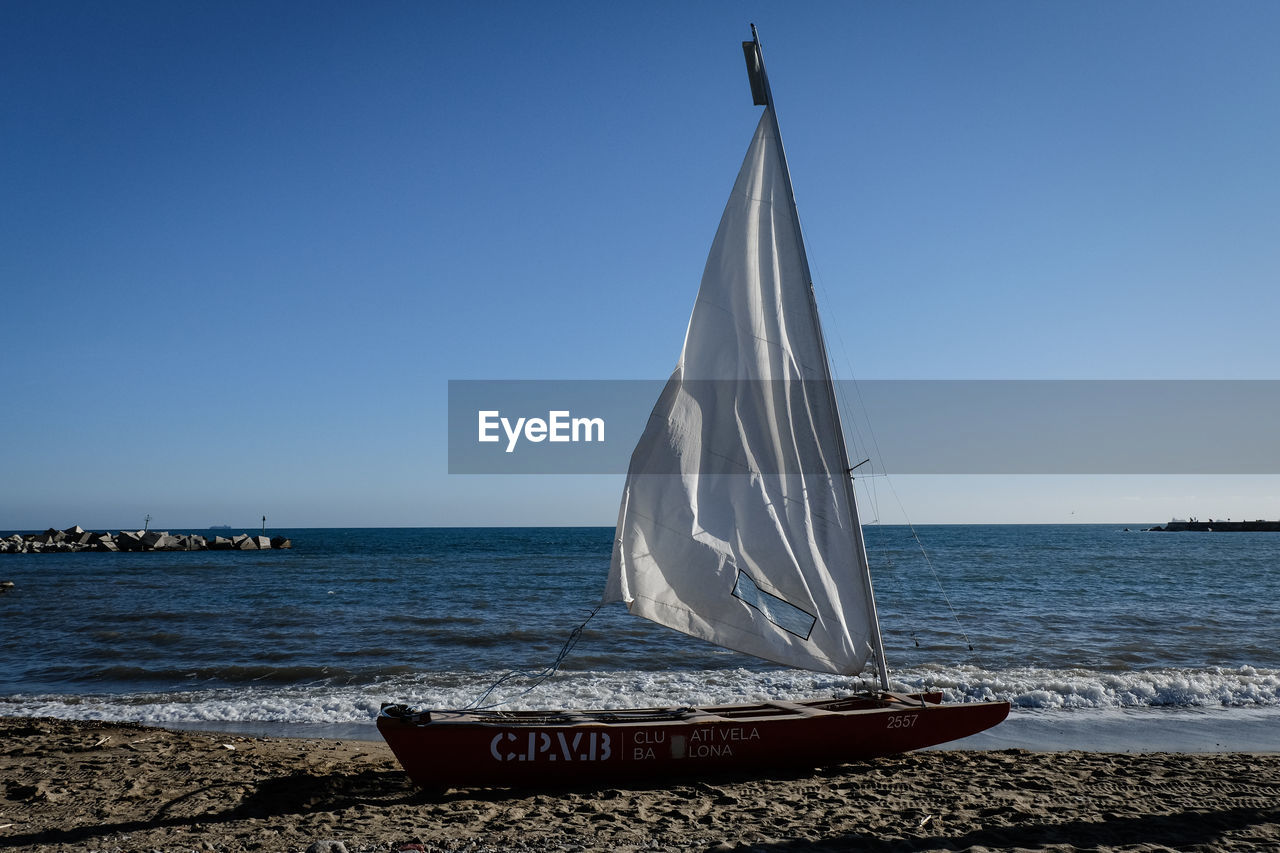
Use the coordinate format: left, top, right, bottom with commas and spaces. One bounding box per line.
378, 693, 1009, 789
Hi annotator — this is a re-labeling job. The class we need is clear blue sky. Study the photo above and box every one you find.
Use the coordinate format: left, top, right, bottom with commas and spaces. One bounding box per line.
3, 1, 1278, 529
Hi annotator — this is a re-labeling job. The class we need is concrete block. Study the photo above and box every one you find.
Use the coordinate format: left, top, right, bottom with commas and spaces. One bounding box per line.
141, 530, 170, 549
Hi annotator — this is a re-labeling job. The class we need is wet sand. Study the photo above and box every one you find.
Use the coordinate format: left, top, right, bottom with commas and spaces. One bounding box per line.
2, 716, 1278, 852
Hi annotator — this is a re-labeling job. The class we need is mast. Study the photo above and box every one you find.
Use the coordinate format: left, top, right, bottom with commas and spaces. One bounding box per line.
742, 25, 891, 691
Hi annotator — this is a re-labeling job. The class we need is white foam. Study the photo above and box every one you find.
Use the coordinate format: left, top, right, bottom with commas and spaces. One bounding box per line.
2, 665, 1276, 736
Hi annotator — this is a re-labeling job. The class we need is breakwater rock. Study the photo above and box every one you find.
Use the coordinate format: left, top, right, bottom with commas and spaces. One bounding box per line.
1, 525, 292, 554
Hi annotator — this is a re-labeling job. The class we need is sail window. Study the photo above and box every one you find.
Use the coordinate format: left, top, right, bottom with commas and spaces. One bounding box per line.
732, 571, 816, 639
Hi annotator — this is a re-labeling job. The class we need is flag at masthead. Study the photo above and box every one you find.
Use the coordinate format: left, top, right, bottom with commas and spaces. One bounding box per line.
742, 24, 769, 106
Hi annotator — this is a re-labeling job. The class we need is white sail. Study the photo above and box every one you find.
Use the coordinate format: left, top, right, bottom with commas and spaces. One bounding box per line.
604, 104, 881, 677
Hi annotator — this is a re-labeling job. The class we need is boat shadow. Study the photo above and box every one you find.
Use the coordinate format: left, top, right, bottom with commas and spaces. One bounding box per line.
224, 766, 425, 816
424, 763, 840, 802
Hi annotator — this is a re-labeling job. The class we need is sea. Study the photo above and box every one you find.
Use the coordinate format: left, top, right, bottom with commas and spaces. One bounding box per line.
2, 525, 1278, 752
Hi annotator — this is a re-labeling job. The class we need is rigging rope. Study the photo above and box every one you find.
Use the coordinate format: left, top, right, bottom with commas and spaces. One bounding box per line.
796, 213, 983, 664
463, 604, 603, 710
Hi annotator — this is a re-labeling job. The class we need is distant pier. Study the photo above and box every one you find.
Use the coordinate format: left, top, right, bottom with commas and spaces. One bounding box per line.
1, 525, 292, 554
1150, 519, 1280, 532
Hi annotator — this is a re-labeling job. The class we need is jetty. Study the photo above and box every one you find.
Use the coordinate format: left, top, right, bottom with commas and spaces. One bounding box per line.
1150, 519, 1280, 532
0, 525, 292, 554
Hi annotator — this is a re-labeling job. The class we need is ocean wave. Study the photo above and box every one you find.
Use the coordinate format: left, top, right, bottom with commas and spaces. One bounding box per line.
1, 665, 1277, 728
893, 665, 1280, 709
21, 663, 417, 688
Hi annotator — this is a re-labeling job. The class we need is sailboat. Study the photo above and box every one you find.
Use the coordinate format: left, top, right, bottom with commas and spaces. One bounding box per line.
378, 27, 1008, 789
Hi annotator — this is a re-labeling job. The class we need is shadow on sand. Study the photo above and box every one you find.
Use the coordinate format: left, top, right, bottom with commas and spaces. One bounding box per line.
737, 805, 1279, 852
7, 762, 1277, 851
4, 767, 421, 848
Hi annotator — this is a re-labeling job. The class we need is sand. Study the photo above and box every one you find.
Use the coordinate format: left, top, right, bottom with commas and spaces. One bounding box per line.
2, 717, 1278, 852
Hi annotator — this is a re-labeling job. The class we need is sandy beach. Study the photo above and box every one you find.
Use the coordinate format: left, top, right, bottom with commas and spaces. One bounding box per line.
1, 717, 1277, 852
